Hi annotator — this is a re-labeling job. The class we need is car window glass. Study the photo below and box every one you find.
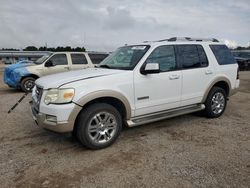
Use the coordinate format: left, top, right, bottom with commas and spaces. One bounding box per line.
146, 45, 176, 72
197, 45, 208, 67
232, 52, 250, 59
71, 54, 88, 64
177, 45, 200, 69
89, 54, 109, 64
210, 45, 236, 65
49, 54, 67, 65
99, 45, 149, 70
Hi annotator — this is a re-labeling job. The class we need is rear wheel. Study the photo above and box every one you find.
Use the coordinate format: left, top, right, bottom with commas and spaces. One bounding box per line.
76, 103, 122, 149
20, 77, 35, 92
204, 86, 227, 118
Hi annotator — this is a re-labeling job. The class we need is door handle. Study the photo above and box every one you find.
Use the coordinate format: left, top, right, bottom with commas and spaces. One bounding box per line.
169, 74, 180, 80
64, 67, 70, 70
205, 70, 213, 75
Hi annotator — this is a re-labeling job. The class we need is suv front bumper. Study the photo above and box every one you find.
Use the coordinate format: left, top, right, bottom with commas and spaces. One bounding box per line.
30, 101, 81, 133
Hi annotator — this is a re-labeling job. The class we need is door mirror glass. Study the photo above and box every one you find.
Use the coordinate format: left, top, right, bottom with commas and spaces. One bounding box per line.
45, 60, 55, 67
141, 63, 160, 75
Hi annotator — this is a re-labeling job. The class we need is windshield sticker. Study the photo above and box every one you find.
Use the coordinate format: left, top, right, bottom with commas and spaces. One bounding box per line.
131, 46, 146, 50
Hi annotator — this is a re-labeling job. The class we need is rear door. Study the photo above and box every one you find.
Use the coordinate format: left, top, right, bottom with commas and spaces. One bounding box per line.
177, 44, 214, 106
69, 53, 90, 70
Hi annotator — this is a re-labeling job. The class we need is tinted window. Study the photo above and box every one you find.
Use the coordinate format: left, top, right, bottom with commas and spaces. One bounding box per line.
232, 51, 250, 59
100, 45, 150, 70
89, 53, 109, 64
197, 45, 208, 67
146, 45, 176, 72
71, 54, 88, 64
210, 45, 236, 65
49, 54, 67, 65
177, 45, 201, 69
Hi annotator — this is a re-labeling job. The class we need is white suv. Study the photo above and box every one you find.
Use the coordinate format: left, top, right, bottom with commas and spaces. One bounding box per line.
30, 37, 240, 149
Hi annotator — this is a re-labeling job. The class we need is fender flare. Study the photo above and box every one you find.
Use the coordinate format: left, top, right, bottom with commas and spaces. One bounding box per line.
201, 77, 231, 103
75, 90, 132, 119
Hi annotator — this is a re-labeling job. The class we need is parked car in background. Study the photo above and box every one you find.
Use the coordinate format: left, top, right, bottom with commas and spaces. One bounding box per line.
232, 50, 250, 71
30, 37, 239, 149
4, 61, 12, 65
16, 60, 34, 64
88, 52, 109, 64
3, 52, 108, 92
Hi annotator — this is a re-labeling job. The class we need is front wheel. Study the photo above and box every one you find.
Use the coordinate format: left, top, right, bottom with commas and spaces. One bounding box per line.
204, 86, 227, 118
76, 103, 122, 149
20, 77, 35, 92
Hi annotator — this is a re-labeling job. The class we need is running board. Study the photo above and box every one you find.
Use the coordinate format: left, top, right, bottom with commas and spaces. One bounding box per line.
127, 104, 205, 127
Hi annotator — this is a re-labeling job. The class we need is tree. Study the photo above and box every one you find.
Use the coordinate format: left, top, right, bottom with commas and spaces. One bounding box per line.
39, 46, 47, 51
24, 46, 38, 51
6, 45, 86, 52
64, 46, 72, 51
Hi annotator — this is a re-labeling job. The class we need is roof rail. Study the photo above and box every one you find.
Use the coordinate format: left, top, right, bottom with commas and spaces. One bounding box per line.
156, 37, 219, 42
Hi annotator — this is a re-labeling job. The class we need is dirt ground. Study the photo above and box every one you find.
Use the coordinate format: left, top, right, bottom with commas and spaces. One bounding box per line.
0, 69, 249, 188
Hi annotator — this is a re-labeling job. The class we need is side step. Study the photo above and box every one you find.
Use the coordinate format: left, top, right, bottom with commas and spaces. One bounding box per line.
127, 104, 205, 127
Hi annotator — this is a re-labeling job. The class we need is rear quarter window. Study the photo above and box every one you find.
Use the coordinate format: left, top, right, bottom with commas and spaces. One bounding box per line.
210, 45, 236, 65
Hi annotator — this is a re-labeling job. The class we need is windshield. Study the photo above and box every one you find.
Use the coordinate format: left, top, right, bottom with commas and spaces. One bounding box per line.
99, 45, 150, 70
34, 54, 52, 64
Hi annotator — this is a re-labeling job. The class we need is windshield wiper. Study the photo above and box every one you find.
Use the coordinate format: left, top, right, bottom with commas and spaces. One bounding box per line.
98, 64, 111, 69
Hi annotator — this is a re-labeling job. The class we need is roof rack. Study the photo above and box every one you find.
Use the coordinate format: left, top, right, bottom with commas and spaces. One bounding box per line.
156, 37, 219, 42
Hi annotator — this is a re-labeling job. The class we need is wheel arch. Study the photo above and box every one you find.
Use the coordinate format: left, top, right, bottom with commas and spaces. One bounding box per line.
75, 90, 132, 120
20, 74, 39, 83
202, 77, 231, 103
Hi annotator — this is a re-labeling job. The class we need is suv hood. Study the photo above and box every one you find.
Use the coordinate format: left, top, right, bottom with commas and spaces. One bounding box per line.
36, 68, 125, 89
5, 62, 35, 71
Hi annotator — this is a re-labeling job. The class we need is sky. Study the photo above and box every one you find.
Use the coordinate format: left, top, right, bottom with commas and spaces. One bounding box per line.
0, 0, 249, 51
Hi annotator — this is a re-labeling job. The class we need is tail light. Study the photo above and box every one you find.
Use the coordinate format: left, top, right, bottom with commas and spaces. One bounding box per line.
237, 67, 239, 80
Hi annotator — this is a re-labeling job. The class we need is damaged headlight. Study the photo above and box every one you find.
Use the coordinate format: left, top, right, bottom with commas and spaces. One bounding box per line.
44, 88, 75, 105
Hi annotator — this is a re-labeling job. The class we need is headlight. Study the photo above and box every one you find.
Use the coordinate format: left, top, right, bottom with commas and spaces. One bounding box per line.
44, 88, 75, 105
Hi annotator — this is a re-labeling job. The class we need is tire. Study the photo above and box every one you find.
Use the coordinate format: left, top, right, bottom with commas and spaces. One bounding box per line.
204, 86, 227, 118
20, 77, 36, 92
76, 103, 122, 149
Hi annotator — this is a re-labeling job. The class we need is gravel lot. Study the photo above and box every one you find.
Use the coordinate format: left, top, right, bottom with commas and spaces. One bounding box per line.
0, 69, 249, 188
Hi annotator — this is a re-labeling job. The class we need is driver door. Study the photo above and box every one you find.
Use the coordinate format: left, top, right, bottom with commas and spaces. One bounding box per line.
42, 53, 69, 76
134, 45, 182, 116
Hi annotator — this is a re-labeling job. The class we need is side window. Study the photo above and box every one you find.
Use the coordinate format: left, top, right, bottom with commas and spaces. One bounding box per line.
146, 45, 176, 72
197, 45, 208, 67
177, 45, 201, 69
88, 54, 109, 64
71, 54, 88, 64
49, 54, 67, 65
210, 45, 236, 65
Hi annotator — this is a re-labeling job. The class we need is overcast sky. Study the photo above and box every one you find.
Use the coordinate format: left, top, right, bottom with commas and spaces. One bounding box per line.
0, 0, 249, 51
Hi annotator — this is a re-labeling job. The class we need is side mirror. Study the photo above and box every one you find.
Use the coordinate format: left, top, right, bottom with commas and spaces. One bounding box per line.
141, 63, 160, 75
45, 60, 55, 67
